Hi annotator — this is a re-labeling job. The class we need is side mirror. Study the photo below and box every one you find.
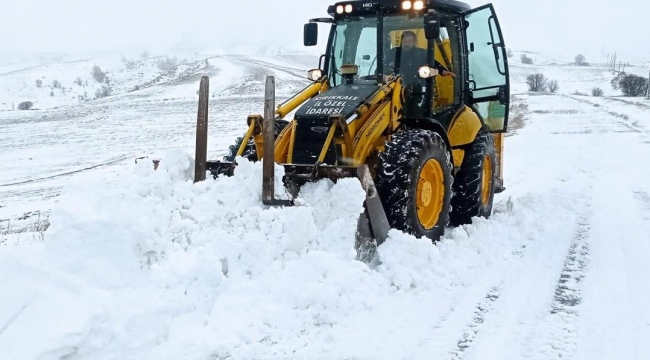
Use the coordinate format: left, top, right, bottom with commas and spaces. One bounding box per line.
304, 23, 318, 46
423, 13, 441, 40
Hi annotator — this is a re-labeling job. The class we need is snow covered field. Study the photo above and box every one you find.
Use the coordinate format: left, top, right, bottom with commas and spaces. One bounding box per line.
1, 51, 649, 359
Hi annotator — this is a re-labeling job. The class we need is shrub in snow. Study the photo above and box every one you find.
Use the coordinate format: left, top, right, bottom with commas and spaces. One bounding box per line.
157, 57, 177, 71
526, 73, 547, 92
18, 101, 33, 110
575, 54, 588, 66
548, 80, 559, 93
95, 85, 110, 98
50, 91, 54, 97
75, 77, 84, 86
52, 79, 61, 88
521, 54, 533, 65
592, 87, 604, 97
35, 79, 42, 88
610, 72, 624, 90
92, 65, 106, 83
615, 74, 648, 97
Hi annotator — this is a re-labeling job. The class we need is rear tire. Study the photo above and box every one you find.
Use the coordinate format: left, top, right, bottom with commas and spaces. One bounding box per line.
223, 120, 289, 162
375, 129, 453, 241
450, 131, 496, 226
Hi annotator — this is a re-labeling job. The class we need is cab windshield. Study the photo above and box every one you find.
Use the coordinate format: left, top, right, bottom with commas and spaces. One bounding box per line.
328, 14, 426, 87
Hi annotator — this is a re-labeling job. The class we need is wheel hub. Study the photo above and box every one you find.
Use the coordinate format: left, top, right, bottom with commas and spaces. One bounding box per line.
416, 159, 445, 230
420, 182, 433, 206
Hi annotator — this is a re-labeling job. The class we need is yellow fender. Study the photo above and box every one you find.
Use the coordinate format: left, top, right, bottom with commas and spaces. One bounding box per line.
448, 106, 483, 168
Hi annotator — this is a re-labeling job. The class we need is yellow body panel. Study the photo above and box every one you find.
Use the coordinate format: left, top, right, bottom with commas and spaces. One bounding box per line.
274, 122, 294, 163
493, 133, 504, 185
448, 106, 482, 147
352, 101, 392, 165
452, 149, 465, 168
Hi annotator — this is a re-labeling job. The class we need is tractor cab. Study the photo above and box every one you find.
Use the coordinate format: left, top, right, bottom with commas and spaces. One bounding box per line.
304, 0, 510, 132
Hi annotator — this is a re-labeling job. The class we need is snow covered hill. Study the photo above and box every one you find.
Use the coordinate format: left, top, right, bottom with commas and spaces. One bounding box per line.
0, 52, 312, 111
1, 50, 650, 359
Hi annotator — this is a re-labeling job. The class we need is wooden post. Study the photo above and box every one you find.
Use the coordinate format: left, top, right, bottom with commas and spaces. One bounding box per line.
194, 76, 209, 183
262, 76, 276, 205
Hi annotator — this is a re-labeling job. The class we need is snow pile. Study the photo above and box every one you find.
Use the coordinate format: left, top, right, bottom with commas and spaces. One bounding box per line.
0, 149, 581, 359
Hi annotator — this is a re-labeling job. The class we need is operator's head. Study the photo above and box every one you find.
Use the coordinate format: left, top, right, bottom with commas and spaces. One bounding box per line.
401, 31, 417, 51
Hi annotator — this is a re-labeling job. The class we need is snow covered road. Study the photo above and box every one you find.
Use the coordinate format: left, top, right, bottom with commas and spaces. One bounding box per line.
1, 87, 650, 358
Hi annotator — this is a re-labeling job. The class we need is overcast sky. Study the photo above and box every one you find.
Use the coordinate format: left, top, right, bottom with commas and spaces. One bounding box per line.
0, 0, 647, 60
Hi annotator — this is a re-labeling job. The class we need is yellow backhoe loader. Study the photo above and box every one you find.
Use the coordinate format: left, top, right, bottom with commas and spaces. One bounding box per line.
193, 0, 510, 261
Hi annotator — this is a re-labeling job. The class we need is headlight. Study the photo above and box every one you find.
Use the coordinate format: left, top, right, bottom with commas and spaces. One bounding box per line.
336, 5, 344, 14
418, 65, 439, 78
345, 4, 353, 13
413, 0, 425, 10
307, 69, 323, 81
401, 1, 412, 10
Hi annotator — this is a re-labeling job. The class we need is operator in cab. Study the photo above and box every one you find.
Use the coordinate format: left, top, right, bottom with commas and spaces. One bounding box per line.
385, 31, 455, 85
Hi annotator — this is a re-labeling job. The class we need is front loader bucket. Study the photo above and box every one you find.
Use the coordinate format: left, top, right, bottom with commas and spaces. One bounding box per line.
193, 75, 390, 263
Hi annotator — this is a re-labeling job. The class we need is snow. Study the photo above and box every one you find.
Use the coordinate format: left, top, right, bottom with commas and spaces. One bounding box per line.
1, 49, 650, 359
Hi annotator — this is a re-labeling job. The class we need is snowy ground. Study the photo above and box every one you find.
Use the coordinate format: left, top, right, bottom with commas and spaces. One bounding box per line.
1, 51, 649, 359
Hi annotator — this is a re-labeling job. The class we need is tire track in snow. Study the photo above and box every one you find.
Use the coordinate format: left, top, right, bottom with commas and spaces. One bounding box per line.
449, 286, 502, 360
633, 190, 650, 219
564, 95, 644, 133
527, 212, 591, 360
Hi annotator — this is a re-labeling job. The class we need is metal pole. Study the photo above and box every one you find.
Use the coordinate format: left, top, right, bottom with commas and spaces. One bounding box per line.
376, 6, 384, 81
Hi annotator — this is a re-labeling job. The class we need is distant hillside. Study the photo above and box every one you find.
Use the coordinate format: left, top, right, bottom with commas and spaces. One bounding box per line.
0, 52, 319, 112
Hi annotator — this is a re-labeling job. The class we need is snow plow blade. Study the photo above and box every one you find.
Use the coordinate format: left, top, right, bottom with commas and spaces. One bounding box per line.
193, 76, 389, 262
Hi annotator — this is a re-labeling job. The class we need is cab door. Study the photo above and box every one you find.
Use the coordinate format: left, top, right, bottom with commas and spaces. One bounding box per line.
463, 4, 509, 132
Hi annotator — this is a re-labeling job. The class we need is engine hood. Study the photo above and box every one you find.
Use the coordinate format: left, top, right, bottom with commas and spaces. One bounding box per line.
295, 83, 379, 119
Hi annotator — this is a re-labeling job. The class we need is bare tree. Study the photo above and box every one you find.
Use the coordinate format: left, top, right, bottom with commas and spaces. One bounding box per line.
52, 79, 61, 88
521, 54, 534, 65
526, 73, 547, 92
575, 54, 588, 66
548, 80, 559, 93
35, 79, 42, 88
92, 65, 106, 83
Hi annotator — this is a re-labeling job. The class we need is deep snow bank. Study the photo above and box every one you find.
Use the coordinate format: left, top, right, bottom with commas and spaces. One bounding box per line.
0, 151, 579, 360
